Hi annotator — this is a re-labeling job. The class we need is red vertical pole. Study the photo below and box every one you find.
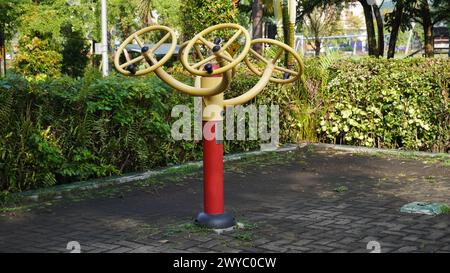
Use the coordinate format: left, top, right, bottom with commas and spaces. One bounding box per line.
203, 121, 224, 214
195, 63, 234, 229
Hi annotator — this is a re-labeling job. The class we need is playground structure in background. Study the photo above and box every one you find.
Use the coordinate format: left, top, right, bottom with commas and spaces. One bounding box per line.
114, 23, 304, 229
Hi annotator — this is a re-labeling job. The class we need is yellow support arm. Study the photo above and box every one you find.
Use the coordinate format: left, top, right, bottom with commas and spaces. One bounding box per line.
146, 54, 232, 97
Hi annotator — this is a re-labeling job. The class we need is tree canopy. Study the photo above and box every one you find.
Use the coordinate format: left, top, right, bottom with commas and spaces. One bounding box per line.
180, 0, 238, 40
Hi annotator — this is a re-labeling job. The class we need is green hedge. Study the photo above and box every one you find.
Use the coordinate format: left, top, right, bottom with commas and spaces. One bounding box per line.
0, 72, 194, 192
0, 69, 295, 193
1, 57, 449, 193
317, 57, 449, 152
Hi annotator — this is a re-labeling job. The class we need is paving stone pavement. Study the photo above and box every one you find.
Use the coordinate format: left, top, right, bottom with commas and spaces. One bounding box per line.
0, 145, 449, 253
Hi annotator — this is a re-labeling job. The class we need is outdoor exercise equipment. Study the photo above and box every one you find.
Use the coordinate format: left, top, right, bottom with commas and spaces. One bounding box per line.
114, 23, 304, 229
114, 25, 177, 76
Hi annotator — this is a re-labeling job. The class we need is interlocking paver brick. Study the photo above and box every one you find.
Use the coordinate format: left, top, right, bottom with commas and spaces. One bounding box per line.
1, 146, 449, 253
106, 247, 133, 253
259, 243, 287, 252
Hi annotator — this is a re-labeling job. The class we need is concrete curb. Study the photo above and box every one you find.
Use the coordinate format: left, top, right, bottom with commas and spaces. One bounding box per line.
312, 143, 450, 158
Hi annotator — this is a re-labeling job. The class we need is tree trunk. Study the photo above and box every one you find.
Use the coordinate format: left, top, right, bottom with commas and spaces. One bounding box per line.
359, 0, 378, 56
288, 0, 296, 55
273, 0, 284, 39
387, 1, 404, 59
289, 22, 295, 50
282, 1, 289, 46
282, 0, 290, 65
314, 38, 321, 56
0, 22, 5, 77
421, 0, 433, 57
373, 4, 384, 57
252, 0, 264, 53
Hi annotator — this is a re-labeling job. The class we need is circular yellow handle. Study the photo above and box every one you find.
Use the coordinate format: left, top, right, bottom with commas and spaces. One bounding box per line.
114, 25, 177, 76
244, 38, 304, 84
181, 23, 251, 76
178, 40, 237, 78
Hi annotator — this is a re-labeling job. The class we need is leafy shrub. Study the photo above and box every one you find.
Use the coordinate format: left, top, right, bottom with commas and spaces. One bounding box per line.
1, 56, 449, 193
0, 67, 301, 193
12, 36, 62, 79
0, 74, 63, 191
0, 72, 197, 192
318, 57, 449, 152
60, 23, 89, 78
226, 68, 304, 149
180, 0, 237, 40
